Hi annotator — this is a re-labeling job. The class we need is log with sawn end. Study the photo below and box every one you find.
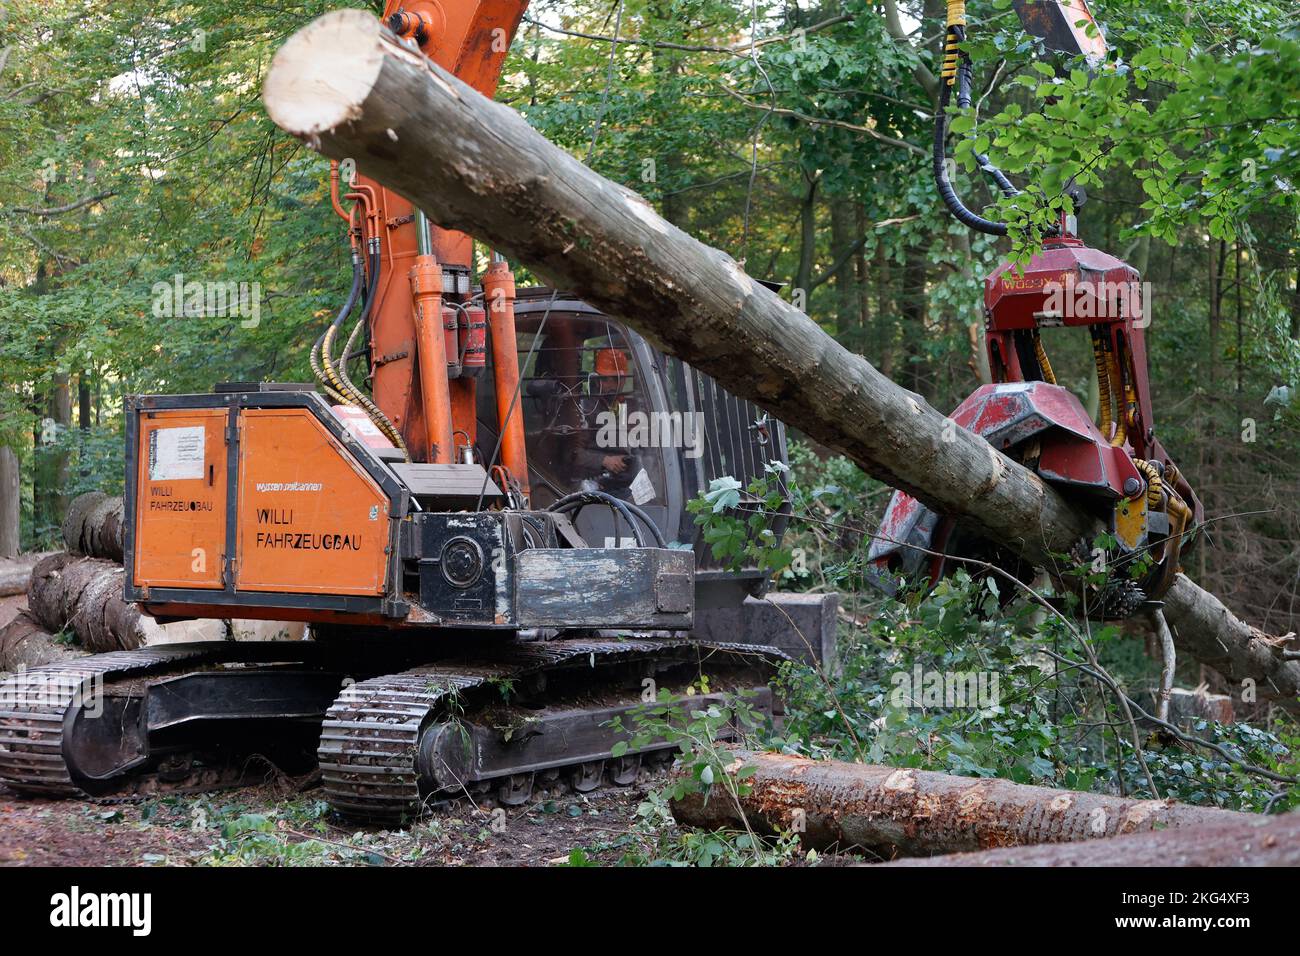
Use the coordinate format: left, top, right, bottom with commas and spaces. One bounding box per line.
261, 9, 1300, 713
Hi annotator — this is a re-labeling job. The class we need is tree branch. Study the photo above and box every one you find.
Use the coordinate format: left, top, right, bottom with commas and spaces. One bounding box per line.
4, 191, 116, 218
717, 83, 925, 155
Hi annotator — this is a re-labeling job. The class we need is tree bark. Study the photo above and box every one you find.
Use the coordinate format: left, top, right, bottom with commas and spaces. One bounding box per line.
0, 445, 18, 559
879, 810, 1300, 866
60, 491, 125, 562
0, 609, 88, 671
261, 9, 1300, 713
27, 552, 143, 653
669, 749, 1247, 858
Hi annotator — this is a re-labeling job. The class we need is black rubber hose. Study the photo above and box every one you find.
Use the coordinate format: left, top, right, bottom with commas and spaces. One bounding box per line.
956, 57, 1019, 199
547, 491, 647, 548
336, 244, 380, 386
547, 490, 668, 549
933, 26, 1008, 236
319, 252, 364, 377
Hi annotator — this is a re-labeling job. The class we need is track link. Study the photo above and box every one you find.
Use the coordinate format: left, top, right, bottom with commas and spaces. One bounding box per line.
318, 638, 784, 822
0, 644, 235, 797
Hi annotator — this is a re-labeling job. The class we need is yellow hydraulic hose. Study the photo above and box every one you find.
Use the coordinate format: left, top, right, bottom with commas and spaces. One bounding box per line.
322, 321, 410, 459
1093, 336, 1113, 440
1107, 347, 1128, 447
1033, 331, 1057, 385
942, 0, 966, 86
1133, 459, 1163, 508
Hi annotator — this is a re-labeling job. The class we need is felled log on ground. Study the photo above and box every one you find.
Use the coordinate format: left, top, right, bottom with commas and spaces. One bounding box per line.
27, 553, 144, 653
0, 551, 54, 597
879, 810, 1300, 866
0, 609, 89, 671
261, 10, 1300, 714
668, 749, 1246, 858
61, 491, 125, 562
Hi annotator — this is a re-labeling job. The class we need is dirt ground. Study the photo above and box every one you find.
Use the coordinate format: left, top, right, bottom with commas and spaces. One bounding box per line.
0, 593, 24, 631
0, 771, 667, 867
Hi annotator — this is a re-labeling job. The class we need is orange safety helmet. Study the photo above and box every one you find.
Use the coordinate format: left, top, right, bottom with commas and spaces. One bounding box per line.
594, 347, 629, 379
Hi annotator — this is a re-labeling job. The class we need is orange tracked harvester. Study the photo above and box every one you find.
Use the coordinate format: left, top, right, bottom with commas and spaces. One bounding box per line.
0, 2, 795, 819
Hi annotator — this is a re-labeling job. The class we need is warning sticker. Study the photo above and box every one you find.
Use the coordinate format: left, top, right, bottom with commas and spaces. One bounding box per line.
148, 426, 206, 481
629, 468, 656, 505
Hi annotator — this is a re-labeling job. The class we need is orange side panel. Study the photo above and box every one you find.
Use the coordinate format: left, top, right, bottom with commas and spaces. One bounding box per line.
134, 409, 228, 590
235, 408, 389, 596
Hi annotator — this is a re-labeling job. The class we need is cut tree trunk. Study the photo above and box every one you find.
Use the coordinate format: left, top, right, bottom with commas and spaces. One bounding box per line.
0, 444, 19, 559
61, 491, 125, 562
669, 749, 1247, 858
0, 609, 88, 671
0, 551, 52, 598
27, 552, 143, 653
879, 810, 1300, 866
262, 9, 1300, 712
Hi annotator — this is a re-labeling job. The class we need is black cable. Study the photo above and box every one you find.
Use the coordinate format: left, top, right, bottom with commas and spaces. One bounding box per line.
334, 242, 380, 395
956, 57, 1019, 199
933, 29, 1009, 237
546, 490, 667, 549
317, 253, 363, 377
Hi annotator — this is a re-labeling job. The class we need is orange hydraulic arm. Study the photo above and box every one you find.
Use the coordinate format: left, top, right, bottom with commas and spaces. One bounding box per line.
329, 0, 530, 498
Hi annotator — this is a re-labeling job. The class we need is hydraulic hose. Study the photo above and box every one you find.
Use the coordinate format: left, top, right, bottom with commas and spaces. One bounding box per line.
322, 241, 409, 458
956, 58, 1019, 199
313, 252, 364, 403
933, 1, 1010, 236
546, 490, 668, 550
1092, 333, 1113, 439
1107, 347, 1128, 447
334, 242, 380, 403
1033, 331, 1057, 385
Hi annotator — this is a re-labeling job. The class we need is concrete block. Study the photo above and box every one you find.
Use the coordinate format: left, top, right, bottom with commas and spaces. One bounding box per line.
694, 591, 838, 668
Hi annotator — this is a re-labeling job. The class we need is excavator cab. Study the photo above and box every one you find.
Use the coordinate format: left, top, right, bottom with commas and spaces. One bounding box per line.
479, 290, 790, 607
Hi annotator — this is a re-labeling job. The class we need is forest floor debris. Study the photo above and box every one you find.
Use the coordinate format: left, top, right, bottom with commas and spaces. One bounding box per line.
0, 771, 792, 868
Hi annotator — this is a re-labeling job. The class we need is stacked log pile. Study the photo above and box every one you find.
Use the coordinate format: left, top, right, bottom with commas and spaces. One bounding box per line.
61, 490, 125, 562
1, 492, 304, 671
27, 551, 144, 653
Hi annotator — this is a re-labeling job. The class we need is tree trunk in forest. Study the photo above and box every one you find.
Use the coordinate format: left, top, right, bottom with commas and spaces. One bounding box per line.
51, 371, 71, 525
829, 198, 858, 342
875, 240, 895, 377
78, 372, 91, 431
649, 4, 689, 230
853, 204, 872, 349
900, 244, 929, 398
261, 9, 1300, 713
794, 174, 818, 299
880, 810, 1300, 866
669, 749, 1246, 858
0, 445, 18, 558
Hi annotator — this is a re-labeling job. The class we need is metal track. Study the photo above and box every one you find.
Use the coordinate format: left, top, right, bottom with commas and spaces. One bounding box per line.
318, 638, 783, 822
0, 644, 235, 797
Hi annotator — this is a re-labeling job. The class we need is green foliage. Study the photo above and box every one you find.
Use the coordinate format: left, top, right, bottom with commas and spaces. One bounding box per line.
772, 572, 1298, 810
589, 680, 803, 866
